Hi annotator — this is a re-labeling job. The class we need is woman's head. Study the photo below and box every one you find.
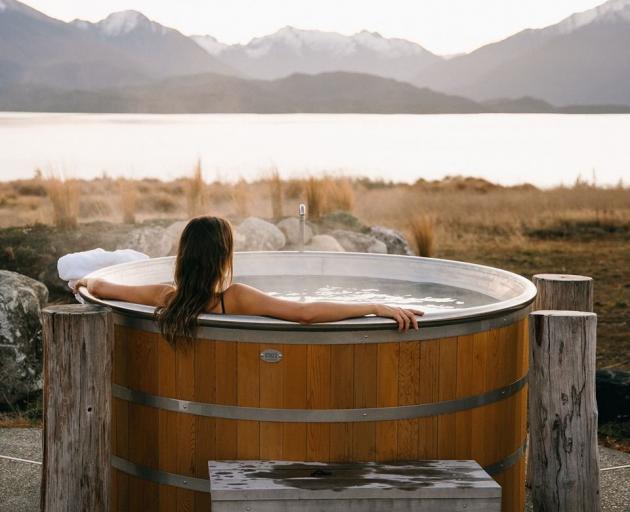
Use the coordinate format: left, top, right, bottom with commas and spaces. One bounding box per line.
156, 216, 234, 345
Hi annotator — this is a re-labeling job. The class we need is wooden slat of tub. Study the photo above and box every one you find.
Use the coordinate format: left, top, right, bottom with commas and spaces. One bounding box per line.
112, 329, 129, 511
306, 345, 331, 461
484, 329, 502, 467
215, 342, 237, 459
329, 344, 354, 462
417, 339, 439, 458
260, 343, 284, 459
470, 332, 489, 466
175, 344, 196, 511
455, 333, 474, 459
158, 337, 178, 512
437, 337, 458, 459
376, 343, 399, 461
352, 344, 378, 461
282, 344, 307, 460
128, 333, 159, 511
193, 340, 215, 510
397, 341, 420, 460
237, 343, 260, 459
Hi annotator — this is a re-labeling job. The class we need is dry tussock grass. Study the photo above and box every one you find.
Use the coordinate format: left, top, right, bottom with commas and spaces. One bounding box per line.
118, 179, 137, 224
409, 215, 434, 257
45, 177, 79, 229
266, 167, 284, 219
231, 179, 250, 217
186, 160, 207, 218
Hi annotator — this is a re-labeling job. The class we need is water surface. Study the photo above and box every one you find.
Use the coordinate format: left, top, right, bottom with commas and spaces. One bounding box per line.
1, 113, 628, 186
235, 275, 495, 311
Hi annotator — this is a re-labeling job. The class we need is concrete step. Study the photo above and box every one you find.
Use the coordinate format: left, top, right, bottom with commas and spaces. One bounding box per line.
209, 459, 501, 512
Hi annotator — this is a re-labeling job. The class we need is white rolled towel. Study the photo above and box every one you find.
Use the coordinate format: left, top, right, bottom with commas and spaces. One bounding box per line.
57, 248, 149, 303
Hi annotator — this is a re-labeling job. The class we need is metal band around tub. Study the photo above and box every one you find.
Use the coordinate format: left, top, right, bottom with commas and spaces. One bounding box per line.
111, 443, 526, 494
112, 373, 527, 423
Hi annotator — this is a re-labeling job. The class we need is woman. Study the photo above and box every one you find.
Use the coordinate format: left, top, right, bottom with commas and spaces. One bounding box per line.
74, 216, 423, 344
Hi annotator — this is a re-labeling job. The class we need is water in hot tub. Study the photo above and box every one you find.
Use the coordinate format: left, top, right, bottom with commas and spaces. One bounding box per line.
234, 275, 495, 311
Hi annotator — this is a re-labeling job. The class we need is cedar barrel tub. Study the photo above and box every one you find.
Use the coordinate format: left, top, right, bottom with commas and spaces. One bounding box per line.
80, 251, 536, 512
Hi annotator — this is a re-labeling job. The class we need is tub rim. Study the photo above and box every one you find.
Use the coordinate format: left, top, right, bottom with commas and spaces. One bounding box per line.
79, 251, 536, 334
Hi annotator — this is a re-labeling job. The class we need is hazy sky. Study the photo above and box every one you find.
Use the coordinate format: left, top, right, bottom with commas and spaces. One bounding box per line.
26, 0, 606, 54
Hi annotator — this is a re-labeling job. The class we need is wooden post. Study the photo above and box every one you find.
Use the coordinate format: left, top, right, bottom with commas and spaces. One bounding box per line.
528, 310, 600, 512
527, 273, 594, 488
532, 274, 593, 312
41, 304, 113, 512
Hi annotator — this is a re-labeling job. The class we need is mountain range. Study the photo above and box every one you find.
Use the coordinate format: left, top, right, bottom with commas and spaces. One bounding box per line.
1, 0, 629, 112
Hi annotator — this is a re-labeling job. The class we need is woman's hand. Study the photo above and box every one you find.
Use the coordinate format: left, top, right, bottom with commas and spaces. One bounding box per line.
72, 278, 103, 296
374, 304, 424, 331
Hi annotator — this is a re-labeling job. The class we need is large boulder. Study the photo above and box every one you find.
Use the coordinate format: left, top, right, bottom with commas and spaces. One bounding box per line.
116, 225, 173, 258
367, 226, 414, 255
236, 217, 286, 251
276, 217, 314, 246
0, 271, 48, 405
331, 229, 387, 254
304, 235, 345, 252
164, 220, 188, 255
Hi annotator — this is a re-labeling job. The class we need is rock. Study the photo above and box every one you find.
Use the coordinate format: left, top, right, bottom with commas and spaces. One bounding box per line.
276, 217, 314, 246
116, 225, 173, 258
331, 229, 388, 254
304, 234, 345, 252
367, 226, 414, 255
0, 271, 48, 405
320, 211, 366, 231
236, 217, 286, 251
596, 370, 630, 423
164, 220, 188, 255
233, 230, 247, 252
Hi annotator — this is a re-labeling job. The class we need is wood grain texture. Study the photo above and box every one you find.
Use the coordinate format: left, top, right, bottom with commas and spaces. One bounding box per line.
533, 274, 593, 313
111, 321, 528, 512
529, 311, 600, 512
42, 305, 113, 512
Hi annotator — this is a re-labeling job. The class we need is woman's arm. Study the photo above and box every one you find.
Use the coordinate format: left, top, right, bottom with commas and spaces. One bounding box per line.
74, 278, 174, 307
228, 283, 423, 331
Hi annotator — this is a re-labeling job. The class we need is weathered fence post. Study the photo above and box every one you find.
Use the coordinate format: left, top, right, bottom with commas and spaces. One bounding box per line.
528, 310, 600, 512
527, 273, 594, 488
41, 304, 113, 512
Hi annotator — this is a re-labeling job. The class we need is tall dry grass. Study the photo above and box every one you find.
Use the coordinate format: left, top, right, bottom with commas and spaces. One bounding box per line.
118, 179, 137, 224
186, 159, 206, 218
409, 214, 434, 257
231, 179, 249, 217
305, 177, 326, 219
267, 168, 284, 219
327, 178, 355, 212
45, 177, 79, 229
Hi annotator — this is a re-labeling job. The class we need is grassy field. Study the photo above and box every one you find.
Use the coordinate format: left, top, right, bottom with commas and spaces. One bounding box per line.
0, 172, 628, 370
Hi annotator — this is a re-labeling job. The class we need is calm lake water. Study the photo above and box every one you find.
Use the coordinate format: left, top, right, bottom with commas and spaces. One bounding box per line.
0, 112, 628, 186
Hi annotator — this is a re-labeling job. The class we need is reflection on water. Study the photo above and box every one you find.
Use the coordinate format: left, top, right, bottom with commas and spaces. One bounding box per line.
235, 275, 495, 311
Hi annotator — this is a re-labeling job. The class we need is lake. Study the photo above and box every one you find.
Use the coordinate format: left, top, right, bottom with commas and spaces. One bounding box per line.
0, 112, 628, 187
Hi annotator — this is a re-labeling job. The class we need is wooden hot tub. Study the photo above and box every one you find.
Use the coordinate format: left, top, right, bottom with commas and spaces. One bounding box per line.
81, 251, 536, 512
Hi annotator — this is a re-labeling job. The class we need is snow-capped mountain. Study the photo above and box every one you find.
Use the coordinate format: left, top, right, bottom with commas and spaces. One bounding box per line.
193, 26, 441, 82
415, 0, 630, 105
71, 10, 236, 79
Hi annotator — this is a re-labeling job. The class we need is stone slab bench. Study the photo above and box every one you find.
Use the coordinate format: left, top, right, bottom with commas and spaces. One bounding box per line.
209, 460, 501, 512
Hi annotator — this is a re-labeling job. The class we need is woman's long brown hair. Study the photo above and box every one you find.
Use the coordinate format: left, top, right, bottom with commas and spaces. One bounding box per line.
155, 216, 233, 345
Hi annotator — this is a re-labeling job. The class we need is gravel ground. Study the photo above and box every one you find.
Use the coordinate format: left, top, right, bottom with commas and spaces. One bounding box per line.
1, 428, 628, 511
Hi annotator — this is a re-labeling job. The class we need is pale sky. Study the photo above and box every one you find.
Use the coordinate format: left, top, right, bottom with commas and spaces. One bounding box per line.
26, 0, 606, 55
